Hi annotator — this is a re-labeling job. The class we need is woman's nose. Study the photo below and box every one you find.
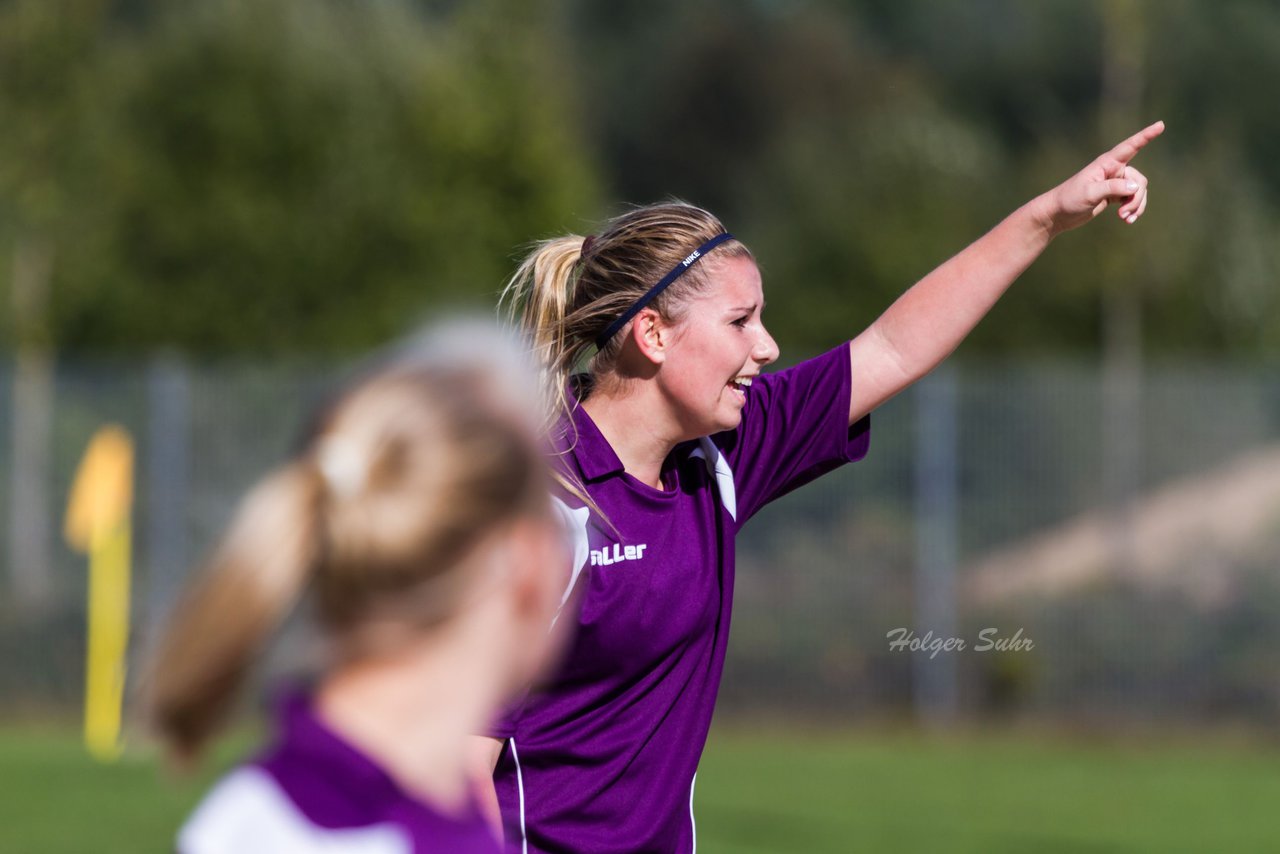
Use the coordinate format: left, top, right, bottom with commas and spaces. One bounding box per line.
755, 328, 780, 365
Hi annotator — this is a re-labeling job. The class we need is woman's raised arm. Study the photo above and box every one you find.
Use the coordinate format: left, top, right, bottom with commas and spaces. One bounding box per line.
846, 121, 1165, 424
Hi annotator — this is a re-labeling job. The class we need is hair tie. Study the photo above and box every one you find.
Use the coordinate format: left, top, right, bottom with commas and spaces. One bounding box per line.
316, 436, 368, 498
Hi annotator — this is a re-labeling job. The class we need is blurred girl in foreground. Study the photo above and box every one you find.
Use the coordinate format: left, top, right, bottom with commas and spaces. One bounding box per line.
145, 325, 567, 853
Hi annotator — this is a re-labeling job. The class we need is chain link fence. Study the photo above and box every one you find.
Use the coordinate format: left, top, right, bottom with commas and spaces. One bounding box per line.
4, 356, 1280, 727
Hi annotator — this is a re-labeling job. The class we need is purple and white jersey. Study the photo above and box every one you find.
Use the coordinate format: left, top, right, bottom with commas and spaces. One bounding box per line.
492, 344, 870, 853
180, 692, 502, 854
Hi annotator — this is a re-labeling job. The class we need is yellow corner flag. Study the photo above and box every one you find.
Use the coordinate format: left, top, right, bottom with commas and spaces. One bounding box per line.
64, 425, 135, 762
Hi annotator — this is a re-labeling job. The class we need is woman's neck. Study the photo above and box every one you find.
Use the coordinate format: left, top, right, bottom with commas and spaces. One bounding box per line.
581, 389, 680, 490
315, 628, 502, 814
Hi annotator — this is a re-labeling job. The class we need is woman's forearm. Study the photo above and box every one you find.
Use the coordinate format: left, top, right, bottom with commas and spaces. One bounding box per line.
847, 195, 1055, 420
846, 121, 1162, 424
877, 195, 1054, 373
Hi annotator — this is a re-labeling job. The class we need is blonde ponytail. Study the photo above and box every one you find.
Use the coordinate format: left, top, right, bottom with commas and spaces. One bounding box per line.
146, 463, 322, 760
500, 236, 610, 518
500, 236, 590, 436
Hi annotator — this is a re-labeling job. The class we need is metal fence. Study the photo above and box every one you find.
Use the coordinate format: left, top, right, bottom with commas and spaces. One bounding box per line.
4, 356, 1280, 727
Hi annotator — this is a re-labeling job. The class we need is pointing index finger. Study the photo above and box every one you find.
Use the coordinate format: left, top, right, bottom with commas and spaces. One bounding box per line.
1108, 120, 1166, 165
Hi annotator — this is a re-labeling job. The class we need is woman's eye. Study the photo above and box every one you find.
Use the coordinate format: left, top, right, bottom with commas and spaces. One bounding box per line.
731, 317, 749, 328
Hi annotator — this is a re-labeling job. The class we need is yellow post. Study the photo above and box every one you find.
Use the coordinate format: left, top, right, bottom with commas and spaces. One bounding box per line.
64, 425, 135, 762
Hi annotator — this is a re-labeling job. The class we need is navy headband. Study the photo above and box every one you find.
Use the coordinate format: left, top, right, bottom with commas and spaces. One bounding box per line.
595, 232, 735, 349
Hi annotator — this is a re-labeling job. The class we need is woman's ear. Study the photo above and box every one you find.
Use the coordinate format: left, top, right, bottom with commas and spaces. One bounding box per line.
628, 308, 668, 366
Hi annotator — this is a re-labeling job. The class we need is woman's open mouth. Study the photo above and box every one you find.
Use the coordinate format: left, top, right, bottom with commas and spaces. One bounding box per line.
728, 375, 753, 403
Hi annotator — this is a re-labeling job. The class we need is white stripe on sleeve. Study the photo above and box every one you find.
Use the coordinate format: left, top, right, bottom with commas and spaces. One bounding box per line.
689, 772, 698, 854
509, 739, 529, 854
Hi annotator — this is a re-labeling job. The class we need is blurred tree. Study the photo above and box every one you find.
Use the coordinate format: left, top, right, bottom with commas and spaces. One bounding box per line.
43, 0, 597, 355
0, 0, 113, 605
565, 0, 1280, 360
566, 0, 1007, 355
4, 0, 1279, 360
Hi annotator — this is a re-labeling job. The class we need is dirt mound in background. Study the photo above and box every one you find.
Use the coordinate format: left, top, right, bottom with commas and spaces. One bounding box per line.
966, 444, 1280, 607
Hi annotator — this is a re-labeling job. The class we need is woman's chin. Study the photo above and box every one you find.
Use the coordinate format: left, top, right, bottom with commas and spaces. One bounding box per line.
710, 408, 744, 435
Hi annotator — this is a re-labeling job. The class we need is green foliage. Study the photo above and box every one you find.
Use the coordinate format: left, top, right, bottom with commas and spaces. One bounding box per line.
3, 0, 598, 355
0, 0, 91, 223
0, 0, 110, 347
4, 0, 1279, 357
567, 0, 1280, 359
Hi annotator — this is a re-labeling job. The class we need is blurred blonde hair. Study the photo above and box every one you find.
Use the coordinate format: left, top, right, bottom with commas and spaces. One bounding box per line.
145, 325, 549, 761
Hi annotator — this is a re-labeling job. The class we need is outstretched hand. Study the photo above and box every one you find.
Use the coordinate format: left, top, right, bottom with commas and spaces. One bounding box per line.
1038, 121, 1165, 237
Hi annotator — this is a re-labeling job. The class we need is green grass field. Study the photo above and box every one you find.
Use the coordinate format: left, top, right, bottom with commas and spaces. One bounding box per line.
1, 724, 1277, 852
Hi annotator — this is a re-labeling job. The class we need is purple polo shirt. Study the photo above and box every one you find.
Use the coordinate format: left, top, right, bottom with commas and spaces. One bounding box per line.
179, 691, 502, 853
491, 343, 870, 853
